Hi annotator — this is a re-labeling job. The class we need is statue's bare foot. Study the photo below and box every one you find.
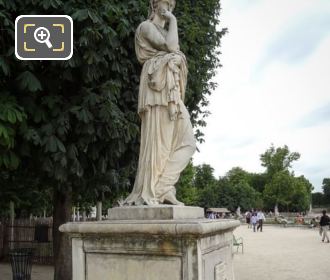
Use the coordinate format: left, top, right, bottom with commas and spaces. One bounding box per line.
163, 191, 184, 206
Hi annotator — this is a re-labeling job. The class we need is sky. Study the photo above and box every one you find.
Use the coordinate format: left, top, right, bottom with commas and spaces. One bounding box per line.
193, 0, 330, 193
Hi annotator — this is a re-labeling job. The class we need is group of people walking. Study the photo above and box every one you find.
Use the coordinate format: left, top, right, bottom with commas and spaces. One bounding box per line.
245, 210, 266, 232
244, 209, 330, 243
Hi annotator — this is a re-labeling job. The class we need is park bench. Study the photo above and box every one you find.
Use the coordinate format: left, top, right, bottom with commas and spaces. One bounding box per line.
233, 235, 244, 253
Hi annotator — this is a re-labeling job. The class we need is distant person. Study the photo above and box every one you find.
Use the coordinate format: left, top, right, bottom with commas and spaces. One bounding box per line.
245, 211, 251, 228
319, 210, 330, 243
251, 213, 258, 232
257, 210, 266, 232
208, 212, 214, 219
310, 218, 317, 228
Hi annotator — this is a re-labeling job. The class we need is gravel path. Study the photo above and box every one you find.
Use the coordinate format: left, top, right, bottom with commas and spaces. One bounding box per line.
233, 225, 330, 280
0, 263, 53, 280
1, 225, 329, 280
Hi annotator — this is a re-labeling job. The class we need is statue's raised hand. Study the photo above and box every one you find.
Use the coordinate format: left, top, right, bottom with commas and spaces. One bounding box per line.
160, 9, 176, 21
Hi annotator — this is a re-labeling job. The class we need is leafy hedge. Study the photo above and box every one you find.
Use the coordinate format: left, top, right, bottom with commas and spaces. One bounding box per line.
0, 0, 225, 204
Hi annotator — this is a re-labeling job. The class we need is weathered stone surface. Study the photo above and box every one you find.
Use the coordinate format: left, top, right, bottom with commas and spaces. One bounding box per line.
87, 254, 182, 280
108, 205, 205, 220
60, 219, 240, 280
60, 219, 239, 236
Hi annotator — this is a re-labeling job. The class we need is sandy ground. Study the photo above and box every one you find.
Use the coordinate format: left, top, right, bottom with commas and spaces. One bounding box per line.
0, 263, 53, 280
1, 225, 329, 280
233, 225, 330, 280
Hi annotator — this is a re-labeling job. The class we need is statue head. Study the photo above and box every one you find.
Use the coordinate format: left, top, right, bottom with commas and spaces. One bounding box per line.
148, 0, 176, 20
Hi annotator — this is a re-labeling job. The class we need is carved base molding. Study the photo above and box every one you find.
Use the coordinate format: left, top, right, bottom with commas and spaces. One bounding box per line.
60, 209, 239, 280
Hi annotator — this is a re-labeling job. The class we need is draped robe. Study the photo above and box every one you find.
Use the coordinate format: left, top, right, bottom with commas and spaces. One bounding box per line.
124, 20, 196, 205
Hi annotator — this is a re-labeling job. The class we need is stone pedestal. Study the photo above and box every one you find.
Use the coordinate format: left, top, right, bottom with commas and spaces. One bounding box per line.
108, 205, 205, 220
60, 206, 240, 280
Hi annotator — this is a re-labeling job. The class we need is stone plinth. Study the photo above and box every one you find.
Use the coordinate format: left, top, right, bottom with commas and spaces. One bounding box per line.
108, 205, 205, 220
60, 207, 240, 280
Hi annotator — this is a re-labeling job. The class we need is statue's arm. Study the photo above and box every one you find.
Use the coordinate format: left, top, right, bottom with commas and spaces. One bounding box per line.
161, 10, 179, 52
140, 22, 168, 51
140, 15, 179, 53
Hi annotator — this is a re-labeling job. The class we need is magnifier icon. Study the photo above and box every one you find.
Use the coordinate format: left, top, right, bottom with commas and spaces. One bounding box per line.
34, 27, 53, 48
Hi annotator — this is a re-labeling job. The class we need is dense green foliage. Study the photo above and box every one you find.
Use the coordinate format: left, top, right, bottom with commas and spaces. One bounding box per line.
177, 165, 263, 211
0, 0, 225, 212
313, 178, 330, 207
177, 145, 313, 212
260, 144, 300, 178
0, 170, 52, 217
312, 192, 326, 207
176, 0, 225, 139
260, 145, 312, 211
323, 178, 330, 203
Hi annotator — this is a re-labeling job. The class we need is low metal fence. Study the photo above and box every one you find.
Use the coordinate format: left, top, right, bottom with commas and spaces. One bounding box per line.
0, 223, 4, 259
0, 218, 53, 265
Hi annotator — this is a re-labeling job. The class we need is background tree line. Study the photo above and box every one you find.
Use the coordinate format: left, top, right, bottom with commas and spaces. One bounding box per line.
311, 178, 330, 208
0, 143, 324, 216
177, 144, 316, 213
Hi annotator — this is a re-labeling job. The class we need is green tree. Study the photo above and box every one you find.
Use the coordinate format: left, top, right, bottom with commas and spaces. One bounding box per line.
312, 192, 325, 207
224, 168, 261, 211
215, 178, 235, 210
231, 181, 259, 211
226, 167, 250, 185
194, 164, 217, 189
190, 164, 218, 207
260, 144, 300, 178
175, 0, 226, 140
322, 178, 330, 204
248, 172, 267, 193
289, 176, 312, 212
263, 171, 294, 211
198, 167, 261, 211
1, 1, 225, 278
176, 162, 200, 206
0, 170, 53, 217
260, 144, 302, 211
263, 172, 311, 212
0, 95, 26, 169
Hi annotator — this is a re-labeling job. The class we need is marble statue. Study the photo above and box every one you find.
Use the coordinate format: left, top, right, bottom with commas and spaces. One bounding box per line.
236, 206, 241, 217
274, 204, 279, 217
125, 0, 196, 206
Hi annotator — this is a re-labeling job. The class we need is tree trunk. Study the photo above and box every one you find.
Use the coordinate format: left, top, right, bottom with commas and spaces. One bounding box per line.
82, 210, 87, 222
96, 201, 102, 221
53, 188, 72, 280
9, 201, 15, 250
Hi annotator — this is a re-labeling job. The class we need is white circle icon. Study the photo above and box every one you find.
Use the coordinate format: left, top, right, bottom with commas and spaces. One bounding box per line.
34, 27, 53, 48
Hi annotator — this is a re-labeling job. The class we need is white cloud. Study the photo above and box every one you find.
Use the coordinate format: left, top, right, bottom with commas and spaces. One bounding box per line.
193, 0, 330, 192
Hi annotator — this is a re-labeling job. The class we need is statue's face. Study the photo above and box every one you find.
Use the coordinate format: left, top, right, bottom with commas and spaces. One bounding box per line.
158, 1, 170, 11
149, 0, 175, 20
156, 0, 175, 16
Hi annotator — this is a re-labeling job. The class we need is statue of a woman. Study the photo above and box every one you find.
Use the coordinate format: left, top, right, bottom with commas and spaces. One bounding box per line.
125, 0, 196, 206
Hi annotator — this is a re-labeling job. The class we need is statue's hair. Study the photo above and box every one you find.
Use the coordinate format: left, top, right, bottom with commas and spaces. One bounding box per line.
148, 0, 176, 20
